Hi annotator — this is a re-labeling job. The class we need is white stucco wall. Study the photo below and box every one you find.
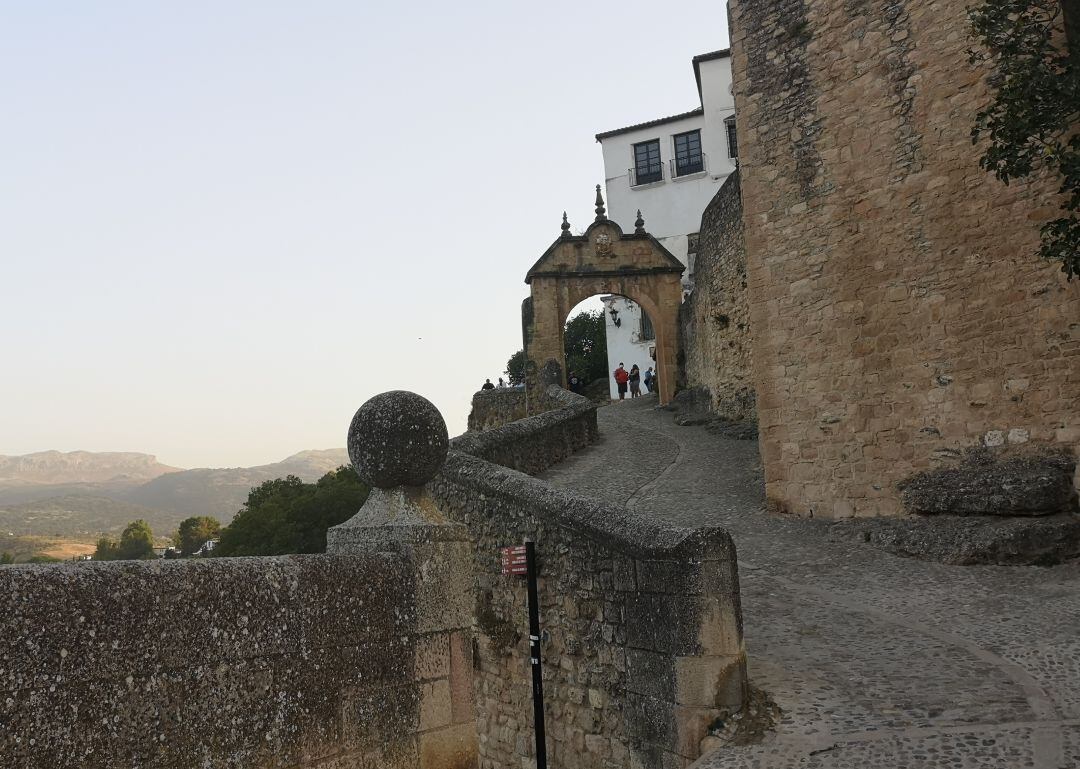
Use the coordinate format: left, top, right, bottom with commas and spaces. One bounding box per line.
601, 296, 657, 400
599, 112, 713, 243
697, 54, 736, 174
596, 51, 736, 289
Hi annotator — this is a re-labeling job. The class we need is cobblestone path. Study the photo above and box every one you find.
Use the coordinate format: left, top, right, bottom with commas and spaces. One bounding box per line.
539, 396, 1080, 768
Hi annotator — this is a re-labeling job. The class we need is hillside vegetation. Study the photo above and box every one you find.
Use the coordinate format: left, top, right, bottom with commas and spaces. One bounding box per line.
119, 450, 350, 518
0, 449, 349, 538
0, 495, 175, 538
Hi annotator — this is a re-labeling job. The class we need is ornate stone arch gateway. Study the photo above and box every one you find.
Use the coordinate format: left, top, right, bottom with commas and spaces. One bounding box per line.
523, 187, 684, 410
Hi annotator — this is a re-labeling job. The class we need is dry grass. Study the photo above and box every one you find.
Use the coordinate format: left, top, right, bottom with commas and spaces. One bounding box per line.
39, 539, 96, 559
0, 534, 97, 563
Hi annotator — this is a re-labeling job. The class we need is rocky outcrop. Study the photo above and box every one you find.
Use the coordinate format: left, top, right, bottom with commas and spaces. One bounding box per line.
898, 448, 1078, 516
665, 388, 758, 440
836, 513, 1080, 566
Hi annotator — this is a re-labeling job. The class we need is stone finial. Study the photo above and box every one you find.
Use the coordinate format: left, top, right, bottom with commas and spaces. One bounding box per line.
561, 211, 571, 238
634, 209, 646, 234
594, 184, 607, 221
347, 390, 449, 488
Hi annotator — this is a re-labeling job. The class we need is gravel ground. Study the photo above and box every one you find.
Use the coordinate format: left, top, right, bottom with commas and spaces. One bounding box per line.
539, 395, 1080, 769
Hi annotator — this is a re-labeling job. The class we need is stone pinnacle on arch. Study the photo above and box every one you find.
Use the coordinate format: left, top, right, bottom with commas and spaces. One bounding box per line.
634, 209, 646, 234
561, 211, 571, 238
594, 184, 607, 221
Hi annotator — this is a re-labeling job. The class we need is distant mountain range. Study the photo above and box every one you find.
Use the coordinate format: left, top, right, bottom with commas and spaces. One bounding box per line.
0, 450, 179, 486
0, 449, 349, 537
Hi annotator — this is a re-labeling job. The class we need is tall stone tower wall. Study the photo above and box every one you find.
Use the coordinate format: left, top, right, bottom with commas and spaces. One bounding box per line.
679, 170, 756, 421
728, 0, 1080, 517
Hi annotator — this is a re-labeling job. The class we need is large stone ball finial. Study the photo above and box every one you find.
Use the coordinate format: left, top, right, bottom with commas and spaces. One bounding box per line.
347, 391, 449, 489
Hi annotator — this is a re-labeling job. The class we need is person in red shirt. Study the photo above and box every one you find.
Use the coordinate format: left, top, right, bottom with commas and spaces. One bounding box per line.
613, 363, 629, 400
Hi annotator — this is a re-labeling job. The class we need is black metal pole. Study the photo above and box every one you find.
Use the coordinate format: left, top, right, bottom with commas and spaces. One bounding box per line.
524, 539, 547, 769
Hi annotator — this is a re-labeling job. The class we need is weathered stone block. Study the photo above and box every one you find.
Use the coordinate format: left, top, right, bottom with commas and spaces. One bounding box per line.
674, 654, 747, 708
636, 559, 702, 595
448, 630, 475, 725
420, 679, 453, 732
625, 594, 701, 654
626, 648, 675, 700
418, 722, 478, 769
415, 633, 451, 681
898, 448, 1077, 516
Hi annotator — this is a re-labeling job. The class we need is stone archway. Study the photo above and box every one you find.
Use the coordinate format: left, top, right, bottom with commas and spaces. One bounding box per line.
522, 188, 684, 410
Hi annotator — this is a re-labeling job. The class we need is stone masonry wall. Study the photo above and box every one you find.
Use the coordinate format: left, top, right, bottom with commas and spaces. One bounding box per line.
679, 170, 756, 421
728, 0, 1080, 517
467, 386, 572, 434
0, 554, 470, 769
468, 389, 528, 432
436, 387, 747, 769
454, 386, 598, 475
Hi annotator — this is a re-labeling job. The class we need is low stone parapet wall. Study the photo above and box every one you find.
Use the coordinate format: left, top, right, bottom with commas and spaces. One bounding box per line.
0, 553, 474, 769
467, 388, 528, 431
2, 386, 743, 769
434, 422, 746, 768
454, 386, 597, 475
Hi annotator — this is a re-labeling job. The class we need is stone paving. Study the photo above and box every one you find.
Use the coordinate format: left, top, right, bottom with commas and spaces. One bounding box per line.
539, 395, 1080, 768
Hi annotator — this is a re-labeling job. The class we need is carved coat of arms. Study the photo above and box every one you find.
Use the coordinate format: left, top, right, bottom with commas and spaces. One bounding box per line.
595, 233, 614, 258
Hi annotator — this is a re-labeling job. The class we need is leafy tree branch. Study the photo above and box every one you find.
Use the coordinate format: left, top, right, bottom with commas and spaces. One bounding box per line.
969, 0, 1080, 277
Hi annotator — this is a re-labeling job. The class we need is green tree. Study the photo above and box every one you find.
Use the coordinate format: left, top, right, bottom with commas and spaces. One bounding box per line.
969, 0, 1080, 277
505, 349, 526, 386
564, 309, 608, 384
175, 515, 222, 556
93, 535, 119, 561
0, 551, 13, 565
215, 467, 369, 557
116, 519, 155, 560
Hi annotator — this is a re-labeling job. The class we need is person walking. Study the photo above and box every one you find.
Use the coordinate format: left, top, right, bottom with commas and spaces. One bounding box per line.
628, 364, 642, 398
613, 363, 629, 401
643, 366, 655, 393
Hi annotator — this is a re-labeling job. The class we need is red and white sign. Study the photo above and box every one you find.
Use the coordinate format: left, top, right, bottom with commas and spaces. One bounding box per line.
500, 545, 528, 576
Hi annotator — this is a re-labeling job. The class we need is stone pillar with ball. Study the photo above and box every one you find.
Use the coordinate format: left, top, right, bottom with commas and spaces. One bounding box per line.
327, 390, 478, 769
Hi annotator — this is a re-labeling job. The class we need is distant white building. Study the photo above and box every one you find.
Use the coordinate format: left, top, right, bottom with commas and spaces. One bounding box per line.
594, 49, 737, 397
600, 295, 657, 400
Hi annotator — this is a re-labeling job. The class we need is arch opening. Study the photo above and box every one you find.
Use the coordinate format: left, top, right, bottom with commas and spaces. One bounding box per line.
561, 295, 660, 401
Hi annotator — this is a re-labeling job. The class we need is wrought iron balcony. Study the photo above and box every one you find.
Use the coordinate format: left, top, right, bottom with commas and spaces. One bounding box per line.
629, 165, 664, 187
671, 152, 708, 178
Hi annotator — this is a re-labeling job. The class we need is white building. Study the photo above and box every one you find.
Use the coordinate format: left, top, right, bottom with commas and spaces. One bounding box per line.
593, 48, 737, 398
600, 295, 657, 400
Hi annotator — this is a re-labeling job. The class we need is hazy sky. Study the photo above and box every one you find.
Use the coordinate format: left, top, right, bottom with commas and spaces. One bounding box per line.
1, 1, 729, 468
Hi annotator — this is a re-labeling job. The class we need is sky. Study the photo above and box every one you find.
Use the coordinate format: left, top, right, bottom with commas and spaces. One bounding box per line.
0, 1, 730, 469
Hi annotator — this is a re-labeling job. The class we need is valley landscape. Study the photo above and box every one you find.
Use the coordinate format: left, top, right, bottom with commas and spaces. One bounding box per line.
0, 448, 349, 559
